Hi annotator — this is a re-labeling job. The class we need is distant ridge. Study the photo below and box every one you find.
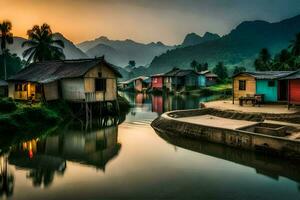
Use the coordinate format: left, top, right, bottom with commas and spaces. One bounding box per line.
147, 14, 300, 74
181, 32, 220, 47
77, 36, 174, 66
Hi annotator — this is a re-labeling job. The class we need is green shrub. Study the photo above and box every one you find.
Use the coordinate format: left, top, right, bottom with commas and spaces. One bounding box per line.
0, 98, 17, 113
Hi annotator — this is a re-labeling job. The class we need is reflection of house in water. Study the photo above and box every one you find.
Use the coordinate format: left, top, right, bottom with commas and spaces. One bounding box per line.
151, 95, 199, 114
156, 131, 300, 184
8, 125, 120, 187
0, 155, 14, 197
44, 126, 120, 170
9, 139, 66, 188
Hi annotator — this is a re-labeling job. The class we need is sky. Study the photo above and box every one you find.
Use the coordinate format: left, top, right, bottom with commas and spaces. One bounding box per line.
1, 0, 300, 45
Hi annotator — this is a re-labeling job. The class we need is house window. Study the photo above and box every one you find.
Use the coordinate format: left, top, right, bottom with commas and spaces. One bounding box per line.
98, 72, 102, 77
95, 78, 106, 91
239, 80, 246, 91
153, 78, 157, 83
268, 80, 275, 87
15, 83, 27, 91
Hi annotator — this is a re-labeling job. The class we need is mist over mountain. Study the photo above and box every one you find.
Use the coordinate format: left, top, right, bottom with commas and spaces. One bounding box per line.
53, 33, 88, 59
5, 37, 26, 58
77, 36, 174, 66
147, 14, 300, 74
5, 33, 88, 60
181, 32, 220, 47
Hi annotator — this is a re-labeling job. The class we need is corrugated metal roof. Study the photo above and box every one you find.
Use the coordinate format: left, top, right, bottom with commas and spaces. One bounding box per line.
0, 80, 8, 86
233, 71, 296, 80
280, 70, 300, 80
7, 58, 122, 83
119, 76, 149, 84
199, 70, 218, 78
164, 68, 198, 77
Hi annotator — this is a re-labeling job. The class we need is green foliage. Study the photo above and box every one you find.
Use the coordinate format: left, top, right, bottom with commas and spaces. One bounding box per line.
253, 33, 300, 71
0, 51, 23, 79
128, 60, 136, 67
0, 97, 17, 113
254, 48, 272, 71
190, 60, 198, 71
117, 95, 131, 114
0, 20, 13, 51
0, 103, 61, 134
22, 23, 65, 63
196, 62, 209, 72
213, 62, 228, 81
290, 32, 300, 56
233, 66, 246, 75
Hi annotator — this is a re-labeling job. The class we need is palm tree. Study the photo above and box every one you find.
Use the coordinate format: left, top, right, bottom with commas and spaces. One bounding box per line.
190, 60, 198, 71
290, 33, 300, 57
22, 23, 65, 63
254, 48, 272, 71
0, 20, 14, 80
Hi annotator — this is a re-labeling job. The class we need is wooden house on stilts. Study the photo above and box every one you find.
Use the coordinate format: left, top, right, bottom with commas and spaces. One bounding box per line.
7, 57, 122, 119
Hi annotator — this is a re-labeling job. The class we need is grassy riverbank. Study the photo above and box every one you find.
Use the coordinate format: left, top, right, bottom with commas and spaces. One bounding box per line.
181, 83, 232, 96
0, 98, 69, 134
0, 96, 131, 135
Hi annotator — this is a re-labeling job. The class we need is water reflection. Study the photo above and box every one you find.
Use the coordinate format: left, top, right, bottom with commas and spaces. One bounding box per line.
155, 130, 300, 185
6, 121, 120, 189
0, 155, 14, 197
120, 92, 221, 114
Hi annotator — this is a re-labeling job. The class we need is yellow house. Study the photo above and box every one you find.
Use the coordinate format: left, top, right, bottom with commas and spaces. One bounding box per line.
7, 57, 122, 102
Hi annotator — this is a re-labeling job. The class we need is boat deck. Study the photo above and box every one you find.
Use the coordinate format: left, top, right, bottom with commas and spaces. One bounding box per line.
173, 114, 258, 130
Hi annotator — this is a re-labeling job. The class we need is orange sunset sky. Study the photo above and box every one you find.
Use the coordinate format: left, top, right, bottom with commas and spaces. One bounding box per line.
1, 0, 300, 44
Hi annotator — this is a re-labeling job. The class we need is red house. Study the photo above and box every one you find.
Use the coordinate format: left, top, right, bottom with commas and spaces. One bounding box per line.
281, 71, 300, 107
151, 74, 165, 90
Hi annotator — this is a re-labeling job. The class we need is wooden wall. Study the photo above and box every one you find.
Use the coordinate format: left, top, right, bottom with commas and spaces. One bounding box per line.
44, 81, 59, 101
61, 78, 85, 100
84, 63, 117, 101
233, 74, 256, 100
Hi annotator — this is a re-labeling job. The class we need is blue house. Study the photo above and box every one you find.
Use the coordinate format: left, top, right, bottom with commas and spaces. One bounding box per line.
233, 71, 295, 103
198, 70, 218, 87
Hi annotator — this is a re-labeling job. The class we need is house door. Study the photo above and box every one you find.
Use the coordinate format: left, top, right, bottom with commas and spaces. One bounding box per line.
278, 80, 288, 101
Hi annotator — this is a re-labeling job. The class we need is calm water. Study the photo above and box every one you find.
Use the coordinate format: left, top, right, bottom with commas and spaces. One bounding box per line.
1, 93, 300, 200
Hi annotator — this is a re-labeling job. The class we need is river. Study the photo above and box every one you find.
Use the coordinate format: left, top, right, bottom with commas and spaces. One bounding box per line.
0, 93, 300, 200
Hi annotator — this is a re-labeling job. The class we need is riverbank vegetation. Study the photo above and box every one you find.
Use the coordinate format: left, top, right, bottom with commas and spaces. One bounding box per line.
181, 83, 231, 96
0, 96, 131, 135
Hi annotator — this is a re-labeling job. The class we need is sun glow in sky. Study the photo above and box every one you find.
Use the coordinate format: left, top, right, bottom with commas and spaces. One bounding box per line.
1, 0, 300, 44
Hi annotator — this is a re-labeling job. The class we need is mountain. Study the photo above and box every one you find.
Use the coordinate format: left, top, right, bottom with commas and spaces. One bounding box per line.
5, 33, 88, 60
5, 37, 26, 58
181, 32, 220, 47
53, 33, 88, 59
148, 14, 300, 74
77, 36, 174, 66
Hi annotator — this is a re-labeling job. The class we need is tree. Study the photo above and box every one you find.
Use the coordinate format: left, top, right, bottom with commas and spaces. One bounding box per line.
190, 60, 198, 71
254, 48, 272, 71
272, 49, 295, 71
233, 66, 246, 75
128, 60, 136, 68
202, 62, 209, 71
0, 20, 13, 80
0, 51, 23, 79
290, 32, 300, 57
213, 62, 228, 81
22, 23, 65, 63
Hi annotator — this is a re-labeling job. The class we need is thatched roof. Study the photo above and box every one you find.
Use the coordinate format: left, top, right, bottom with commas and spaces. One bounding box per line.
7, 58, 122, 83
